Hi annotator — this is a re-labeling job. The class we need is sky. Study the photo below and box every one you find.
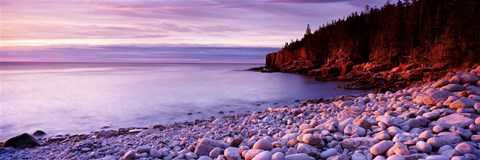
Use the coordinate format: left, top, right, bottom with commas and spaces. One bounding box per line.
0, 0, 387, 63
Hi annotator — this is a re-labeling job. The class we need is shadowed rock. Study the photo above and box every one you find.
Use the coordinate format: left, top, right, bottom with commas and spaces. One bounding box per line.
2, 133, 41, 149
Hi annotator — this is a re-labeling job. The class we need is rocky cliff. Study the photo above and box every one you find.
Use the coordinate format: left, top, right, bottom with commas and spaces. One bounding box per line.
265, 0, 480, 92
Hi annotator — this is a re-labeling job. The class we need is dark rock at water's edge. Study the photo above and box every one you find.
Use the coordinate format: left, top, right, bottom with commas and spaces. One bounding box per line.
246, 66, 275, 73
2, 133, 41, 149
32, 130, 47, 137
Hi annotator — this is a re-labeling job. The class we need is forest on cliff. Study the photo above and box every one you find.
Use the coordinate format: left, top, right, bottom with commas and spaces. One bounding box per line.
278, 0, 479, 69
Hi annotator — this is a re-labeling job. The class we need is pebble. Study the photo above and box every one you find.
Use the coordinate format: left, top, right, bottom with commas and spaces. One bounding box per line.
415, 141, 432, 153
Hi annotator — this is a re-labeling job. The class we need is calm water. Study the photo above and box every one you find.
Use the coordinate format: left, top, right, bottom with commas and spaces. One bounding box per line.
0, 62, 367, 140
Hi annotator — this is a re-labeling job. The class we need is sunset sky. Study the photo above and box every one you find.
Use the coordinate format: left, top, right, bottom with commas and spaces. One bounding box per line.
0, 0, 387, 63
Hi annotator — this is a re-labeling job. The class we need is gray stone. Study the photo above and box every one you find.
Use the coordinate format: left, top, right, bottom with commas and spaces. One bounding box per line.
122, 150, 136, 160
441, 84, 465, 92
392, 142, 409, 155
209, 147, 223, 158
370, 141, 394, 156
415, 141, 432, 153
136, 128, 160, 137
2, 133, 41, 149
423, 111, 441, 120
194, 138, 229, 156
245, 149, 264, 160
150, 149, 163, 158
423, 91, 451, 105
450, 98, 476, 110
341, 137, 379, 150
320, 148, 337, 159
351, 152, 367, 160
386, 155, 405, 160
271, 152, 285, 160
252, 139, 273, 151
454, 142, 475, 154
426, 137, 450, 148
344, 124, 366, 136
436, 113, 474, 128
296, 143, 319, 157
224, 147, 241, 160
284, 153, 315, 160
302, 134, 321, 145
199, 156, 214, 160
252, 151, 273, 160
425, 155, 449, 160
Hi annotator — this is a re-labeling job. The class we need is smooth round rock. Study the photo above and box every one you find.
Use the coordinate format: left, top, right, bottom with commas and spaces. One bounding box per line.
427, 137, 450, 148
224, 147, 241, 160
370, 141, 394, 156
454, 142, 475, 154
415, 141, 432, 153
252, 139, 273, 151
271, 152, 285, 160
252, 151, 273, 160
320, 148, 337, 159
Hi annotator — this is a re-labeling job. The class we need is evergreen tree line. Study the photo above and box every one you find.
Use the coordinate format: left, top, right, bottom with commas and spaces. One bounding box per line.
282, 0, 479, 68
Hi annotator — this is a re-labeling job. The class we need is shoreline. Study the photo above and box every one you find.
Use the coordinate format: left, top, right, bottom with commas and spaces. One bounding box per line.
1, 66, 480, 160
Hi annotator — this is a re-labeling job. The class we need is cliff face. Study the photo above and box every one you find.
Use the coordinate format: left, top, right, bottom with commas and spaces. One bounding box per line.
265, 0, 480, 91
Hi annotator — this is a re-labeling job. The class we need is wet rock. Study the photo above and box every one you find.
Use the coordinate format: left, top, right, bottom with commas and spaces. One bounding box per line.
32, 130, 47, 137
136, 128, 160, 137
2, 133, 41, 149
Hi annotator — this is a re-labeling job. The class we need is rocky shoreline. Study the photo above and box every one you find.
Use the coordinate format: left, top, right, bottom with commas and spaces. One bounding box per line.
1, 66, 480, 160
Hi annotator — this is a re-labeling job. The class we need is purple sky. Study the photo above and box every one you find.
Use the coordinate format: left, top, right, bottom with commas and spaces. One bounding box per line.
0, 0, 387, 63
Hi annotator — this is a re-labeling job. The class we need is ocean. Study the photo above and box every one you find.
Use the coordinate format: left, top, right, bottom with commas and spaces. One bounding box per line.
0, 62, 367, 140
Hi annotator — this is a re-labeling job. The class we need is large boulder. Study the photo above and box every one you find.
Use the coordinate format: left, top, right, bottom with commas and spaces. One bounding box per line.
449, 98, 476, 110
423, 91, 451, 105
435, 113, 474, 128
194, 138, 229, 156
2, 133, 41, 149
342, 137, 379, 150
441, 84, 465, 92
